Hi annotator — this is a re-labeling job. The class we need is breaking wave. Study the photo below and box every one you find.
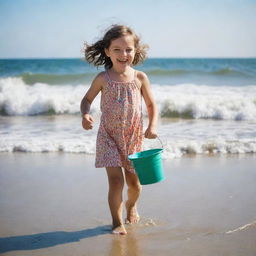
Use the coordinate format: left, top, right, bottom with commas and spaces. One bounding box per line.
0, 77, 256, 121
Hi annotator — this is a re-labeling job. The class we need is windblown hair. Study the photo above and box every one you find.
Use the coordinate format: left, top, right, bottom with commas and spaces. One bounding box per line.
84, 25, 148, 69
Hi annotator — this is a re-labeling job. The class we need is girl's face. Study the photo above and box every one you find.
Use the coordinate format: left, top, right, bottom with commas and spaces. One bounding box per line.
105, 34, 136, 72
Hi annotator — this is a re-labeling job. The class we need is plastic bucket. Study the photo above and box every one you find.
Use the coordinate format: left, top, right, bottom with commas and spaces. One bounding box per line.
128, 146, 165, 185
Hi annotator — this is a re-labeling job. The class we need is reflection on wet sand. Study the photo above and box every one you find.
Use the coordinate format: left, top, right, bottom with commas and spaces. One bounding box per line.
108, 228, 141, 256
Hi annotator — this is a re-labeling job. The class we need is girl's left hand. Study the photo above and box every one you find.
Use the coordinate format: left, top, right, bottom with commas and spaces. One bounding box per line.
144, 127, 157, 139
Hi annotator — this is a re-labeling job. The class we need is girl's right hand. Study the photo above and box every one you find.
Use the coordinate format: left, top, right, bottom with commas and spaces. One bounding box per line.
82, 114, 94, 130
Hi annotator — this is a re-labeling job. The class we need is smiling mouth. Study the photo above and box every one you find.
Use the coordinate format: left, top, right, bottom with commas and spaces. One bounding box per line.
117, 59, 128, 63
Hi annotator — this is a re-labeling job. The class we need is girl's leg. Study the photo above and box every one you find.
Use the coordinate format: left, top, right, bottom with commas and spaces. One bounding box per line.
106, 167, 127, 235
124, 169, 142, 223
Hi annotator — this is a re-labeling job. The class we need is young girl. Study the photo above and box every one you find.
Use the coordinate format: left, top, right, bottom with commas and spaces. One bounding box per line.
80, 25, 158, 235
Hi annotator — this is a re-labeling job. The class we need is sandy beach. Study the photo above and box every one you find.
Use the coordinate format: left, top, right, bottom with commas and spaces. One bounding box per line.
0, 153, 256, 256
1, 0, 256, 254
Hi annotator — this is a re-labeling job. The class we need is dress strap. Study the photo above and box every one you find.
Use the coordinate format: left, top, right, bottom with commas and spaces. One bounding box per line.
134, 70, 137, 80
105, 70, 111, 83
133, 70, 141, 91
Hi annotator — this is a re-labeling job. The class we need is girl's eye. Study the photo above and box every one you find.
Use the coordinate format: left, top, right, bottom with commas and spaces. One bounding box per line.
114, 49, 120, 52
126, 49, 133, 53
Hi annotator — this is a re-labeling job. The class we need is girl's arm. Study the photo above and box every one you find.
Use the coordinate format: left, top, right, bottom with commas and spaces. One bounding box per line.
80, 72, 104, 130
139, 71, 158, 139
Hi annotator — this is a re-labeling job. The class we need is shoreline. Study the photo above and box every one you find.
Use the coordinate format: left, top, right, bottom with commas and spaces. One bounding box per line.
0, 153, 256, 255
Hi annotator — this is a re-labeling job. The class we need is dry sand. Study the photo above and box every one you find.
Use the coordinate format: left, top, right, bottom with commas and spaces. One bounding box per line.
0, 153, 256, 256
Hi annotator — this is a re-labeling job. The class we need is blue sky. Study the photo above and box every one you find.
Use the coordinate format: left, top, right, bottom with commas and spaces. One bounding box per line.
0, 0, 255, 58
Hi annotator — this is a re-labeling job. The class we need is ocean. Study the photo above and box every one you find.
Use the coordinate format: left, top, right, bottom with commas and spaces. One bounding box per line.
0, 58, 256, 158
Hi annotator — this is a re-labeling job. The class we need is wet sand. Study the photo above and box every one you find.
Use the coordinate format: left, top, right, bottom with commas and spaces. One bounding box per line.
0, 153, 256, 256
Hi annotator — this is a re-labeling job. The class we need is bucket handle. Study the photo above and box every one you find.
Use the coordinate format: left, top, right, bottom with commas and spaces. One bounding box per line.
142, 135, 164, 150
156, 136, 164, 149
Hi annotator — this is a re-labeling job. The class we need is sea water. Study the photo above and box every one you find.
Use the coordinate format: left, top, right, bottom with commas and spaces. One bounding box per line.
0, 58, 256, 158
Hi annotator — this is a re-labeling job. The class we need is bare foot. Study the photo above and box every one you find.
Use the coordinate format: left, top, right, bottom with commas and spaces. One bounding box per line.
112, 224, 127, 235
125, 201, 140, 224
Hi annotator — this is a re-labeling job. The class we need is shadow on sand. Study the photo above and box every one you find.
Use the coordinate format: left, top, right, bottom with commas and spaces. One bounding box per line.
0, 225, 111, 253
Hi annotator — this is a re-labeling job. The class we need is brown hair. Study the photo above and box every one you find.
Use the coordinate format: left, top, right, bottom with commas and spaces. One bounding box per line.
84, 25, 148, 69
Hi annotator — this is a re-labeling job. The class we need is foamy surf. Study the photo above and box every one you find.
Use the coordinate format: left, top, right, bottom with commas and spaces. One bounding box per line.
1, 139, 256, 156
1, 117, 255, 157
1, 58, 256, 158
225, 220, 256, 234
1, 77, 256, 121
0, 77, 93, 115
154, 84, 256, 120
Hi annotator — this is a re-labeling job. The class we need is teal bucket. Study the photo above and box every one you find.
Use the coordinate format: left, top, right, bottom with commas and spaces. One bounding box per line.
128, 147, 165, 185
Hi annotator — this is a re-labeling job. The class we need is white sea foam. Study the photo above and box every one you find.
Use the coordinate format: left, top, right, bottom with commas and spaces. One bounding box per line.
0, 116, 255, 157
1, 133, 255, 157
154, 84, 256, 120
1, 78, 256, 157
225, 220, 256, 234
0, 77, 98, 116
1, 77, 256, 121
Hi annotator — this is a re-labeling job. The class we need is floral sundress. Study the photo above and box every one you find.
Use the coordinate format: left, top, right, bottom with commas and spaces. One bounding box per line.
95, 70, 143, 172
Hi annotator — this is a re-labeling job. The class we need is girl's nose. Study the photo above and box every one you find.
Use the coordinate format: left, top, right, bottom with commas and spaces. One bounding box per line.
121, 50, 127, 56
